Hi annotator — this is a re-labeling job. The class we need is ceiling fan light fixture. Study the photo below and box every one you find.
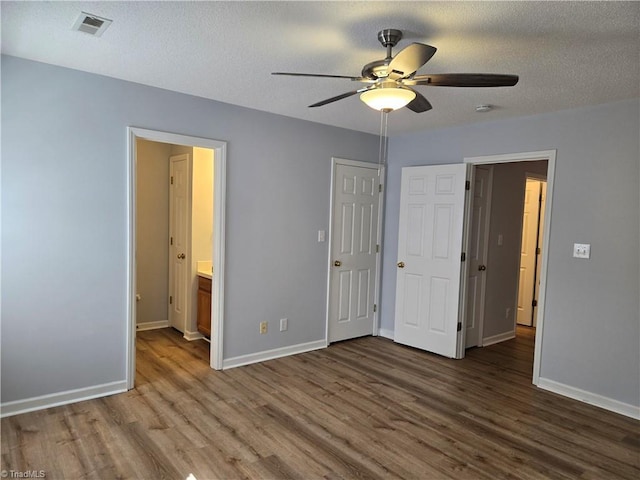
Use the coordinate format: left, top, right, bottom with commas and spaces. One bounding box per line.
360, 87, 416, 111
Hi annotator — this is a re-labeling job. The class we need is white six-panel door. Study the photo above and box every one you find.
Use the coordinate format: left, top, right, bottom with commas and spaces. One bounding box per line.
465, 166, 492, 347
394, 164, 468, 358
169, 154, 189, 333
328, 161, 380, 343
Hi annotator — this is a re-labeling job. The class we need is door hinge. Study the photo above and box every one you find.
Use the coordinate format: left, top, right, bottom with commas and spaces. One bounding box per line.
378, 184, 383, 193
373, 304, 377, 313
532, 299, 538, 307
170, 176, 174, 185
170, 236, 173, 246
536, 247, 541, 254
169, 296, 173, 305
376, 244, 380, 253
461, 252, 466, 262
457, 322, 462, 332
465, 180, 470, 190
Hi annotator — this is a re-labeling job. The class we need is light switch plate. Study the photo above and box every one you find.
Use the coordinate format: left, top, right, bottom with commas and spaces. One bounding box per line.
573, 243, 591, 259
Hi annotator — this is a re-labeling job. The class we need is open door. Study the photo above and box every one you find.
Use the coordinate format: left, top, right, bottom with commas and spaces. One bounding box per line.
168, 154, 190, 332
393, 164, 469, 358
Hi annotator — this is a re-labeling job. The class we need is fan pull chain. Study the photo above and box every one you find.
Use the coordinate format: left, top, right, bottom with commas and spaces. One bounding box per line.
377, 108, 390, 171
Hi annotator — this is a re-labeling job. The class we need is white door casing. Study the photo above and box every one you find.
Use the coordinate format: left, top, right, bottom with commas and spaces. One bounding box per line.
517, 179, 542, 326
465, 166, 492, 347
328, 160, 381, 343
464, 150, 556, 385
394, 164, 468, 358
169, 154, 190, 332
128, 127, 227, 389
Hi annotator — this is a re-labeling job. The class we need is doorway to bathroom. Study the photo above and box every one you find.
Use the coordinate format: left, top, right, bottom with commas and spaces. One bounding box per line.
126, 127, 227, 389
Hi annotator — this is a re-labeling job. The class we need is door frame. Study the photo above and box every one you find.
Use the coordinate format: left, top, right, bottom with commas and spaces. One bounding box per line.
325, 157, 385, 343
126, 127, 227, 389
463, 150, 556, 385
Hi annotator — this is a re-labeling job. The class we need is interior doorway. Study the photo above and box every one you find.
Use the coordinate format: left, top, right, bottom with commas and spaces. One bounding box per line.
463, 150, 555, 385
126, 128, 227, 390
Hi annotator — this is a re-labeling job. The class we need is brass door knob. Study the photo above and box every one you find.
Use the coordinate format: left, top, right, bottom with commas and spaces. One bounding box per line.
397, 261, 405, 268
177, 253, 186, 259
478, 264, 487, 271
334, 260, 342, 267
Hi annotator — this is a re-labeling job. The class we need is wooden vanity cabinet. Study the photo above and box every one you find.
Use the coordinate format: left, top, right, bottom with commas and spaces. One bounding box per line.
197, 275, 212, 338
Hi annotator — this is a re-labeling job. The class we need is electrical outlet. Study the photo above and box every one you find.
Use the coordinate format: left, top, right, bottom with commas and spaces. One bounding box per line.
573, 243, 591, 259
505, 307, 511, 319
259, 321, 268, 334
280, 318, 288, 332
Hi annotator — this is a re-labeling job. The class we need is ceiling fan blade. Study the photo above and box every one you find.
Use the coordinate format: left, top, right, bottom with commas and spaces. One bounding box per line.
388, 43, 437, 78
406, 90, 433, 113
272, 72, 363, 81
309, 89, 366, 108
408, 73, 519, 87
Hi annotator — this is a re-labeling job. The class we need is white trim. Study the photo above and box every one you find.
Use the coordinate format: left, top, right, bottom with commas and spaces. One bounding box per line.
223, 340, 327, 370
183, 330, 205, 341
325, 157, 385, 343
537, 377, 640, 420
378, 328, 394, 340
463, 150, 556, 386
211, 142, 227, 371
127, 127, 227, 391
136, 320, 170, 331
0, 381, 127, 418
464, 150, 556, 165
482, 330, 516, 347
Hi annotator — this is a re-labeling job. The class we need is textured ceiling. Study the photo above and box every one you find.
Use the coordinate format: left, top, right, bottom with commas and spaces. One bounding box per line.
2, 1, 639, 135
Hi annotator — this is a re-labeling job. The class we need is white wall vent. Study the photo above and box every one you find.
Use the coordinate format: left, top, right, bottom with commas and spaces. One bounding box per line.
73, 12, 112, 37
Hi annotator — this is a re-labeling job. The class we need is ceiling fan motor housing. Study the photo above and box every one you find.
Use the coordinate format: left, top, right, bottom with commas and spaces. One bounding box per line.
377, 29, 403, 48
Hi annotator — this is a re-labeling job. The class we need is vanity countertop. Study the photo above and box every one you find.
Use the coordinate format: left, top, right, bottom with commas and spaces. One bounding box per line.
197, 260, 213, 279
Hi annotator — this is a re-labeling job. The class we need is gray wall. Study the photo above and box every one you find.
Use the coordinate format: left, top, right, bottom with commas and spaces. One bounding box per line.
381, 98, 640, 407
136, 139, 171, 325
483, 160, 548, 339
0, 56, 379, 403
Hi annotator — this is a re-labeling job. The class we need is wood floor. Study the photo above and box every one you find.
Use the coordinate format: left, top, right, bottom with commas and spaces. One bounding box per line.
2, 327, 639, 479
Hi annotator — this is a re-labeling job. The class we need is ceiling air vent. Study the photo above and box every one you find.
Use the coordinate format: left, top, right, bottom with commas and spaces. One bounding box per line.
73, 12, 112, 37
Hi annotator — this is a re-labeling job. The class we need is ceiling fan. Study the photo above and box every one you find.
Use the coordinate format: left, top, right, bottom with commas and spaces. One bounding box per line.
272, 29, 518, 113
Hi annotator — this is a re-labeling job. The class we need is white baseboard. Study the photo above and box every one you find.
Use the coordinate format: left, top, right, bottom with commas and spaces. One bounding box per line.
223, 340, 326, 370
0, 380, 127, 418
136, 320, 169, 331
482, 330, 515, 347
537, 377, 640, 420
184, 330, 205, 341
378, 328, 394, 340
